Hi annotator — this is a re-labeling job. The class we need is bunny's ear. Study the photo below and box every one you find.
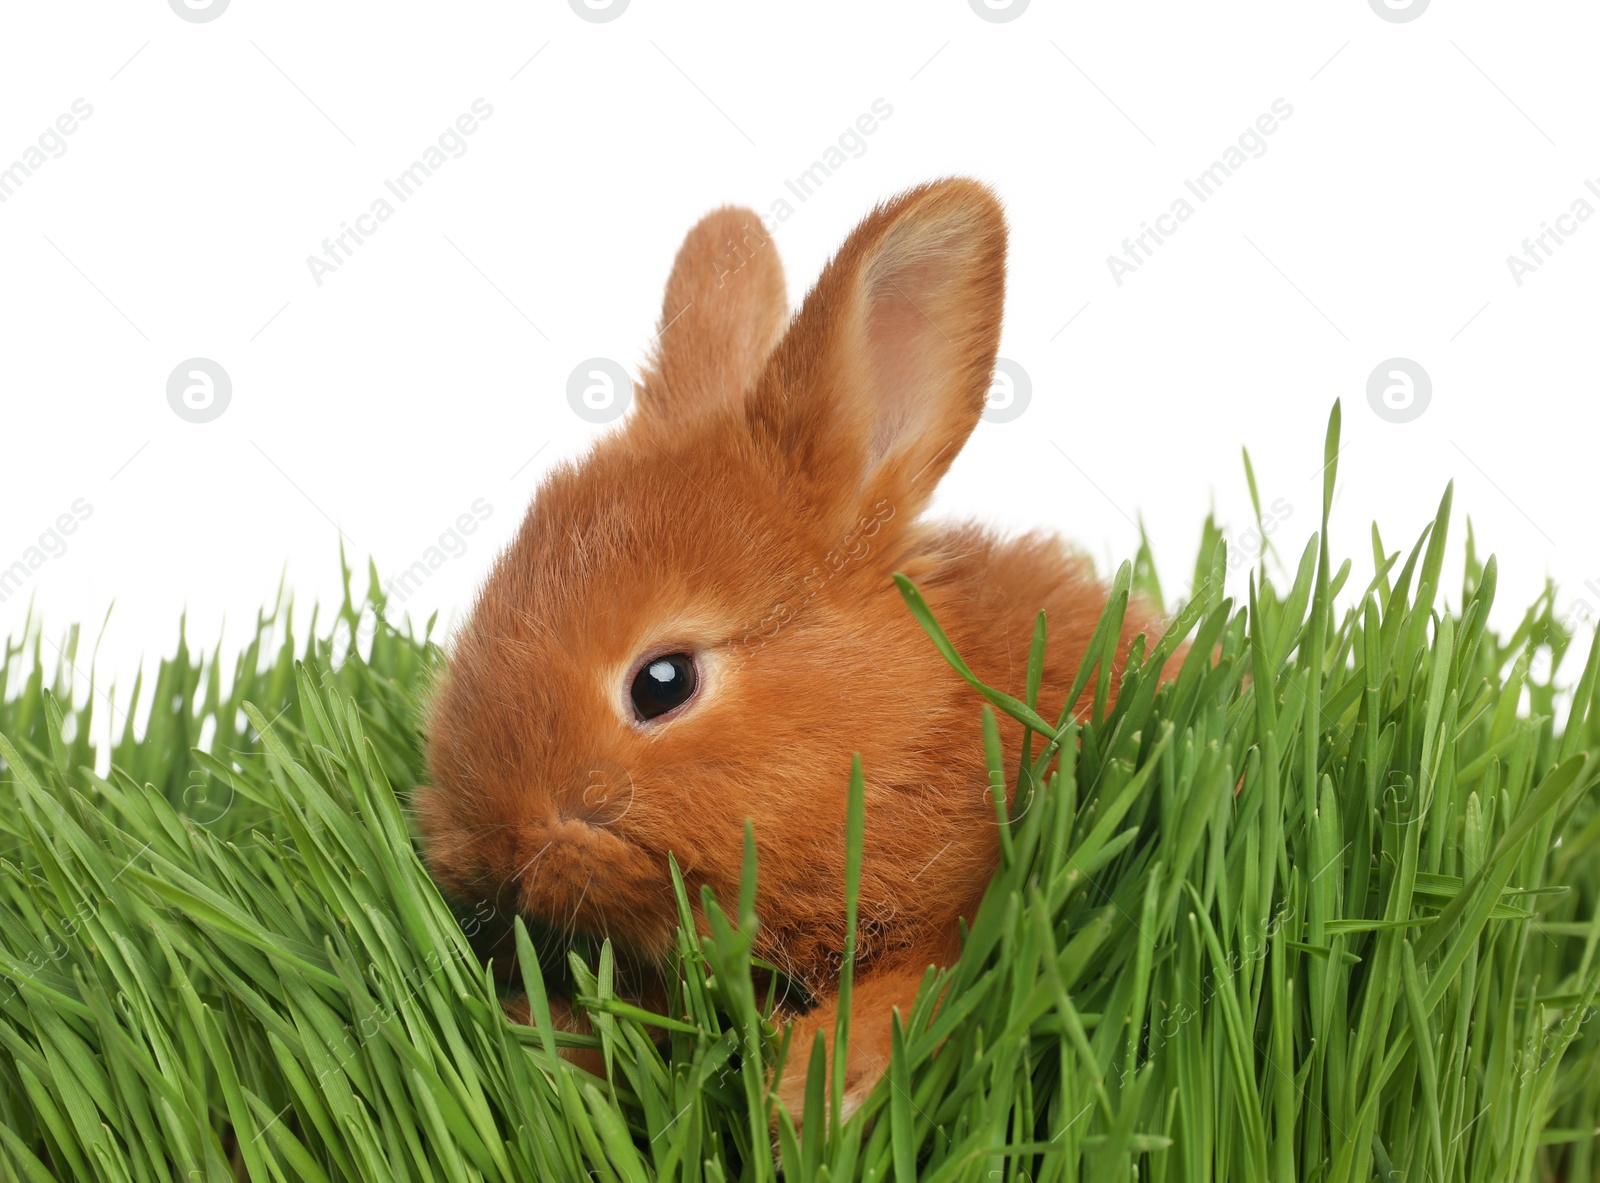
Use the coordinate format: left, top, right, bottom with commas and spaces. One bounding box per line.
746, 178, 1006, 531
635, 207, 789, 429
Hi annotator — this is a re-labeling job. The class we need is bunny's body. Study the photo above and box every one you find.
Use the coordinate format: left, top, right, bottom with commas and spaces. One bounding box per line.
418, 180, 1165, 1124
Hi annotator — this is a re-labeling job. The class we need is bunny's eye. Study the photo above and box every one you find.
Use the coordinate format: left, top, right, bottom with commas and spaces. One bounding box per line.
630, 652, 698, 722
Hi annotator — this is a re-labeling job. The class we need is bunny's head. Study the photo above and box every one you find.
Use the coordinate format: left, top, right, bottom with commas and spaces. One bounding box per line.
417, 179, 1011, 988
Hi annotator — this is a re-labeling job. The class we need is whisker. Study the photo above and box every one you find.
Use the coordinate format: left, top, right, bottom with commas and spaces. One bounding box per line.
508, 841, 552, 886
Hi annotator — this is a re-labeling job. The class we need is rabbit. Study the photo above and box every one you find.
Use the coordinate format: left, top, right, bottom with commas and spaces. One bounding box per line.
415, 177, 1177, 1132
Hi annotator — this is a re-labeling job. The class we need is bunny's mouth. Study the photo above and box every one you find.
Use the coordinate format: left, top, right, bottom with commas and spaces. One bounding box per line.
508, 824, 678, 961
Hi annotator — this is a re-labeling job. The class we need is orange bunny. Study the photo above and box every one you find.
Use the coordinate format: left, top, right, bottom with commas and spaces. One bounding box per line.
416, 178, 1170, 1129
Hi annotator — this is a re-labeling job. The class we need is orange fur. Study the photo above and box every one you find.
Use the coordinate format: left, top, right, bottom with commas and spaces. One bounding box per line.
417, 179, 1175, 1130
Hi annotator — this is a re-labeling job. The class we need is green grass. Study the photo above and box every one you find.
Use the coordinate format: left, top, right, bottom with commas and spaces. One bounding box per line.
2, 402, 1599, 1182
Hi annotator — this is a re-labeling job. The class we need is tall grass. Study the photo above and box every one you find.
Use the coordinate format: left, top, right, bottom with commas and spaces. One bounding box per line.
0, 402, 1597, 1181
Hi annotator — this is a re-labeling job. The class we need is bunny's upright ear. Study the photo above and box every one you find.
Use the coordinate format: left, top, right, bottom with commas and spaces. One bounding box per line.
635, 207, 789, 430
746, 178, 1006, 531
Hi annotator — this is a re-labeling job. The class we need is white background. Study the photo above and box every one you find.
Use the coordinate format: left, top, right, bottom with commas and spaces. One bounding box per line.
2, 0, 1596, 729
